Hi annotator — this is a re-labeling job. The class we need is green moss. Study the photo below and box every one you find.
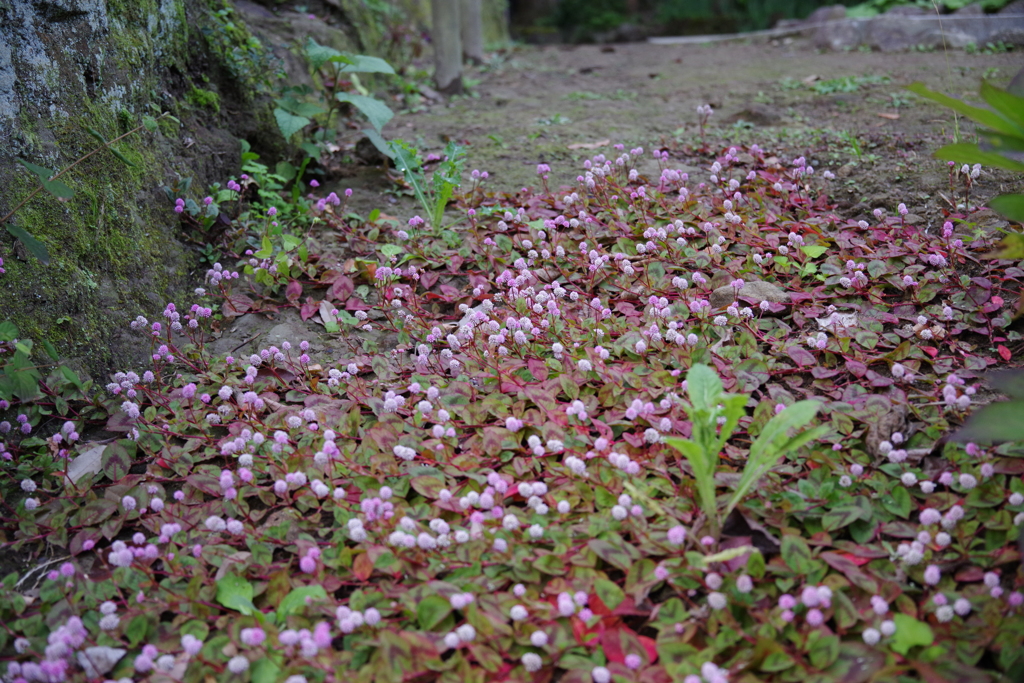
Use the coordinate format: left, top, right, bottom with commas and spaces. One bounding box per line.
3, 101, 195, 376
186, 86, 221, 113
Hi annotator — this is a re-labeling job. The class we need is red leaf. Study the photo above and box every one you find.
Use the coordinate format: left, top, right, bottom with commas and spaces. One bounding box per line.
786, 345, 817, 367
845, 359, 867, 377
222, 293, 253, 318
330, 275, 354, 301
998, 345, 1011, 361
448, 254, 464, 273
285, 279, 302, 302
420, 271, 439, 290
527, 358, 549, 381
922, 347, 938, 358
300, 297, 319, 321
353, 552, 373, 581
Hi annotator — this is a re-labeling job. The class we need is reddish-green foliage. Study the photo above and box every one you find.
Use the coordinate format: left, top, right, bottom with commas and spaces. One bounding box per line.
2, 139, 1023, 683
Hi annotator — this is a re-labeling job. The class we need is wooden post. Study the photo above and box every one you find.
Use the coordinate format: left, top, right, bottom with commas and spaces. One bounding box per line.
461, 0, 485, 65
432, 0, 464, 95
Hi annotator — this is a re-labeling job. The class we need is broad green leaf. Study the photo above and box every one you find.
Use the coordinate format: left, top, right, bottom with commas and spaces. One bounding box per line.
588, 538, 636, 572
303, 38, 353, 71
251, 657, 281, 683
686, 364, 722, 413
533, 553, 567, 575
276, 97, 326, 118
381, 244, 403, 257
339, 54, 396, 74
890, 614, 934, 655
933, 143, 1024, 173
335, 93, 394, 133
0, 321, 17, 341
595, 578, 625, 609
953, 400, 1024, 443
278, 584, 328, 617
907, 82, 1024, 137
142, 116, 158, 132
988, 194, 1024, 223
980, 80, 1024, 130
361, 127, 395, 160
822, 503, 869, 531
216, 573, 255, 615
781, 534, 814, 574
416, 594, 452, 630
801, 245, 828, 258
41, 340, 59, 362
274, 108, 311, 139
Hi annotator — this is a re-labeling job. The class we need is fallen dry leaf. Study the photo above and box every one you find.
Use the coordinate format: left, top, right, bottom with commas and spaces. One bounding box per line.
877, 112, 900, 120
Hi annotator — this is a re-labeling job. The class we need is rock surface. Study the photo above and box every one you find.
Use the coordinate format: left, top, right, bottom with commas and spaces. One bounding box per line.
808, 3, 1024, 51
709, 280, 789, 309
0, 0, 251, 378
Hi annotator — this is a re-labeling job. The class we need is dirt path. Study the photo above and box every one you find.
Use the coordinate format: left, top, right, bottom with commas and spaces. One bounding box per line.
366, 40, 1019, 216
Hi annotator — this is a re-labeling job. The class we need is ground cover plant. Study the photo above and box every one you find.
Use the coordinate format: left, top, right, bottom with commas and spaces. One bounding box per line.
2, 105, 1024, 683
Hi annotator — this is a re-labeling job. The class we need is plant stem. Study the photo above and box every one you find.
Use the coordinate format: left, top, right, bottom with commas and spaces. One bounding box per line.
1, 114, 168, 225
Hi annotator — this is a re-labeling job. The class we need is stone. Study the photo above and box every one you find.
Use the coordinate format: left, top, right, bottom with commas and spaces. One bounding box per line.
803, 4, 846, 24
953, 3, 985, 15
723, 103, 781, 127
885, 5, 928, 15
709, 279, 789, 309
1001, 0, 1024, 13
0, 0, 250, 378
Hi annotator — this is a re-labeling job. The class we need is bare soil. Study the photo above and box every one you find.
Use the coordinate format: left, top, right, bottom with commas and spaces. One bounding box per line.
337, 39, 1021, 230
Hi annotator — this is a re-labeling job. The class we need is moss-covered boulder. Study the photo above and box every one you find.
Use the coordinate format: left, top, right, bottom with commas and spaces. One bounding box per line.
0, 0, 284, 378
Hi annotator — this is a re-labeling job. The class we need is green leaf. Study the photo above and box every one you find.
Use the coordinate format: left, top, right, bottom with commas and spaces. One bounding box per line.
278, 584, 328, 618
988, 194, 1024, 223
822, 503, 869, 531
953, 400, 1024, 443
17, 159, 55, 184
86, 127, 107, 145
588, 538, 636, 572
933, 142, 1024, 173
781, 534, 814, 574
0, 321, 17, 341
101, 440, 134, 480
416, 595, 452, 630
361, 127, 395, 160
41, 340, 59, 362
907, 82, 1024, 137
339, 54, 396, 74
726, 402, 825, 517
108, 146, 137, 168
216, 573, 255, 615
532, 553, 567, 575
381, 244, 403, 257
251, 657, 281, 683
890, 613, 934, 655
16, 159, 78, 201
801, 245, 828, 258
274, 108, 311, 139
125, 615, 149, 647
686, 363, 723, 413
142, 116, 158, 132
303, 38, 353, 71
335, 93, 394, 133
980, 80, 1024, 130
594, 578, 625, 609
